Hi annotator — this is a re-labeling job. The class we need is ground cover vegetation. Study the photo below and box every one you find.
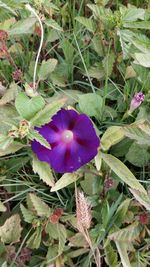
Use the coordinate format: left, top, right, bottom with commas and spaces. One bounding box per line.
0, 0, 150, 266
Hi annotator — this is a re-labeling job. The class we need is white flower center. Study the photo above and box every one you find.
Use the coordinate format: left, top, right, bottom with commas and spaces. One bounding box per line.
61, 130, 73, 143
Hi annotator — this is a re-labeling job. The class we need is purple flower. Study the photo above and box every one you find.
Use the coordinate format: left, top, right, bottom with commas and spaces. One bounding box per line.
32, 109, 100, 173
130, 92, 145, 112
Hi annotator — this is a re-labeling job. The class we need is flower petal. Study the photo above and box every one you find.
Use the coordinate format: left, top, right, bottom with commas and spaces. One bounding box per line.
32, 140, 51, 164
51, 109, 78, 130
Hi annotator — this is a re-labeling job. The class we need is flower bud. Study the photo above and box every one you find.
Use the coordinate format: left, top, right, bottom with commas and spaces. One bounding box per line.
129, 92, 145, 112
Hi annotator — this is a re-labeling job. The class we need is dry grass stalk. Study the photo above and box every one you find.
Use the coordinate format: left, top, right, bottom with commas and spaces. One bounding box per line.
76, 190, 92, 230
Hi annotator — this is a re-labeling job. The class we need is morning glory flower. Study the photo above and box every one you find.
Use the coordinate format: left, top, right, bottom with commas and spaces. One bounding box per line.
32, 109, 100, 173
130, 92, 145, 112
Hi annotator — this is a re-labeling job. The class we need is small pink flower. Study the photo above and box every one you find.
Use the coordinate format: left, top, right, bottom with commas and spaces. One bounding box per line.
130, 92, 145, 112
12, 69, 22, 81
0, 30, 8, 41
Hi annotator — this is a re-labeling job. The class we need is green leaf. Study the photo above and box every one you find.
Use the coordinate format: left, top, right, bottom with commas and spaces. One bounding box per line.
0, 141, 24, 156
29, 193, 51, 217
109, 221, 140, 242
9, 16, 37, 35
101, 153, 146, 194
0, 134, 14, 150
123, 126, 150, 145
134, 52, 150, 68
45, 19, 63, 31
66, 248, 89, 258
129, 189, 150, 211
102, 52, 115, 77
75, 17, 96, 33
104, 241, 118, 267
117, 29, 134, 59
121, 6, 145, 22
30, 98, 66, 127
51, 173, 79, 192
38, 58, 58, 81
27, 227, 41, 249
0, 200, 6, 212
0, 105, 18, 134
78, 93, 103, 119
114, 199, 131, 225
101, 126, 124, 151
58, 223, 67, 254
15, 92, 45, 120
126, 143, 149, 167
115, 241, 131, 267
61, 39, 75, 64
20, 204, 35, 224
0, 214, 22, 244
28, 129, 50, 149
95, 150, 102, 171
68, 233, 88, 247
32, 154, 55, 187
0, 82, 18, 106
124, 21, 150, 29
46, 245, 58, 264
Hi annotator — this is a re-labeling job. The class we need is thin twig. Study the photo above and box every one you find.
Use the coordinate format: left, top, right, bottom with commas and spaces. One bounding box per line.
25, 4, 44, 91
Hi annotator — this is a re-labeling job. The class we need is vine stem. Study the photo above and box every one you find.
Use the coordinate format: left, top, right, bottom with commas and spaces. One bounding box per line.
25, 4, 44, 91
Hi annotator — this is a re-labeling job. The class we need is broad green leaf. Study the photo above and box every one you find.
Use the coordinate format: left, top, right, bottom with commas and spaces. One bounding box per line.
46, 245, 58, 264
66, 248, 89, 258
124, 21, 150, 29
29, 193, 51, 217
123, 126, 150, 145
0, 141, 24, 156
15, 92, 45, 120
78, 93, 103, 119
61, 39, 75, 64
132, 35, 150, 54
0, 134, 14, 150
101, 153, 146, 194
9, 16, 37, 35
129, 188, 150, 211
134, 52, 150, 68
68, 233, 88, 247
45, 19, 63, 31
132, 64, 150, 90
126, 143, 149, 167
38, 58, 58, 81
104, 241, 118, 267
28, 129, 51, 149
114, 199, 131, 225
121, 6, 145, 22
51, 173, 79, 192
46, 221, 59, 239
20, 204, 35, 223
115, 241, 131, 267
75, 17, 96, 33
0, 82, 18, 105
58, 223, 67, 254
102, 52, 115, 77
32, 155, 55, 187
109, 221, 140, 242
101, 126, 124, 151
0, 214, 22, 243
0, 200, 6, 212
138, 121, 150, 136
30, 98, 66, 127
27, 227, 41, 249
0, 105, 18, 134
117, 29, 134, 59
